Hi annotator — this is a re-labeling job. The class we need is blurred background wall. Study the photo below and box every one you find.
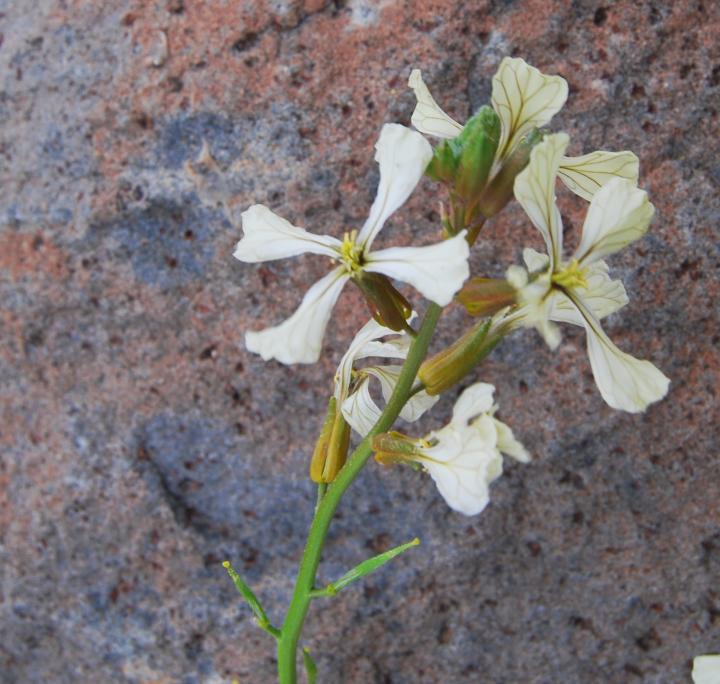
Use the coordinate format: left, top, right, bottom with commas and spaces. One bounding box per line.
1, 1, 718, 682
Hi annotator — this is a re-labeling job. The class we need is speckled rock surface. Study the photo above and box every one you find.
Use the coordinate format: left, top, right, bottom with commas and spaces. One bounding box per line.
1, 1, 719, 682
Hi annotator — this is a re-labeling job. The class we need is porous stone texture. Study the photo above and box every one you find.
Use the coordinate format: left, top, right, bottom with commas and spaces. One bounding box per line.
1, 1, 718, 682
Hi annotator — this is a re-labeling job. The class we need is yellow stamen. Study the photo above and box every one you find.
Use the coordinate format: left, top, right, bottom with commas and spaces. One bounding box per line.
339, 229, 363, 273
552, 259, 589, 289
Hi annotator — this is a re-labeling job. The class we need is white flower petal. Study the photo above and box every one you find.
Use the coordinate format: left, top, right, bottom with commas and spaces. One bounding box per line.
451, 382, 496, 426
693, 655, 720, 684
364, 365, 439, 423
522, 247, 550, 273
549, 261, 628, 326
356, 124, 433, 249
506, 264, 529, 289
493, 418, 531, 463
470, 413, 499, 451
245, 268, 349, 365
570, 292, 670, 413
558, 150, 639, 202
514, 133, 569, 269
408, 69, 464, 140
365, 231, 470, 306
356, 311, 416, 361
575, 178, 655, 264
492, 57, 568, 161
341, 377, 381, 437
334, 318, 399, 402
423, 427, 499, 516
401, 388, 440, 423
360, 337, 411, 360
364, 365, 401, 404
233, 204, 341, 263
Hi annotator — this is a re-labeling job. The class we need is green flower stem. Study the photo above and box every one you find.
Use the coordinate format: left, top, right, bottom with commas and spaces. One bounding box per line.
276, 303, 443, 683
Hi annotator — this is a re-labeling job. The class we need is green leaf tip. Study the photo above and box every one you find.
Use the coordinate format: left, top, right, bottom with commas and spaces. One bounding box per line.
223, 557, 280, 638
311, 536, 421, 598
302, 647, 318, 683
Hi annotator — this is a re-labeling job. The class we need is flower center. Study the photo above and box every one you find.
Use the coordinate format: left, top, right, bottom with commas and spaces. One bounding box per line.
552, 259, 589, 290
339, 229, 364, 273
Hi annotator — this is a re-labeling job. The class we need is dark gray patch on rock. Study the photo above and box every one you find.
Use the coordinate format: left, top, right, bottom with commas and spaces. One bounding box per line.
87, 195, 224, 287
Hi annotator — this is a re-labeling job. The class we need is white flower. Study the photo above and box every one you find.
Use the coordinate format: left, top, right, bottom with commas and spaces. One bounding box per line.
414, 383, 529, 516
409, 57, 638, 200
335, 317, 438, 436
507, 133, 669, 413
693, 655, 720, 684
234, 123, 470, 365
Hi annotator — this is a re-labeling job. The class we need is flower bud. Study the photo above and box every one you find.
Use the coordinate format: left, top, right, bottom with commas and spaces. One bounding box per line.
456, 277, 517, 317
454, 106, 501, 202
310, 397, 351, 483
418, 318, 501, 395
477, 128, 543, 218
426, 107, 501, 235
355, 272, 413, 332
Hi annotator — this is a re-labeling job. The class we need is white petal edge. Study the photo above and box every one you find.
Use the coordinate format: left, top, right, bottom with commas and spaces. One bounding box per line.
523, 246, 550, 273
692, 655, 720, 684
334, 318, 401, 402
570, 292, 670, 413
356, 124, 433, 249
408, 69, 464, 140
451, 382, 496, 426
233, 204, 341, 263
245, 268, 349, 365
491, 57, 568, 161
514, 133, 569, 269
575, 178, 655, 264
341, 377, 381, 437
493, 418, 531, 463
558, 150, 639, 202
365, 231, 470, 306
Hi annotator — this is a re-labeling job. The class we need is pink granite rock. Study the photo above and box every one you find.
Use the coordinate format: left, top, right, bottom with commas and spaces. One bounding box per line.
1, 1, 718, 682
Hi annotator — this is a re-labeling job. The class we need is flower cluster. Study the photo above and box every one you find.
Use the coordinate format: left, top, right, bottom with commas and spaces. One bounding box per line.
233, 56, 669, 515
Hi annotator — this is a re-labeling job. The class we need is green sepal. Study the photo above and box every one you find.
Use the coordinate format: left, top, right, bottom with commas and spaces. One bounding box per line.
309, 538, 420, 598
456, 277, 517, 317
372, 431, 422, 465
309, 397, 337, 483
222, 560, 280, 639
355, 272, 413, 333
418, 318, 501, 395
426, 138, 462, 184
